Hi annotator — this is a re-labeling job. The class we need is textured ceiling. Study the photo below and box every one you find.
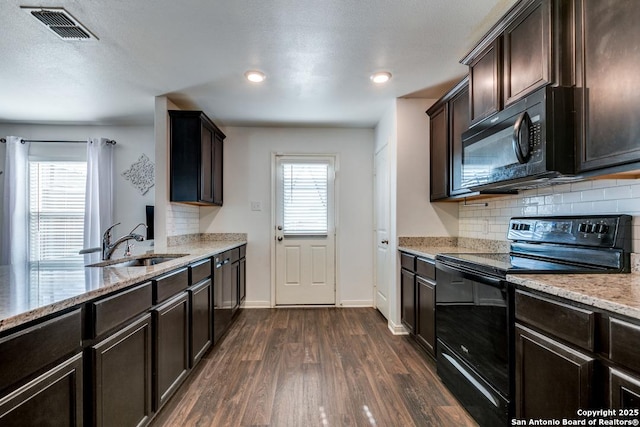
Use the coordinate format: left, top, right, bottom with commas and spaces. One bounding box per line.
0, 0, 517, 127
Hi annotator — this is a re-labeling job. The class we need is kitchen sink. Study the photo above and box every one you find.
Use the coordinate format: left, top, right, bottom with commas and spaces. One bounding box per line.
87, 254, 188, 268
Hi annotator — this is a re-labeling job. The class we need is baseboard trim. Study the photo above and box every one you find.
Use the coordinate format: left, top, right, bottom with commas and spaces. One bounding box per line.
242, 301, 272, 308
388, 320, 409, 335
340, 300, 373, 307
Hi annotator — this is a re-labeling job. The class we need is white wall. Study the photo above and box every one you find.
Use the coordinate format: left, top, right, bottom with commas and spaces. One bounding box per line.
374, 98, 460, 332
396, 98, 458, 237
200, 126, 375, 308
0, 123, 155, 251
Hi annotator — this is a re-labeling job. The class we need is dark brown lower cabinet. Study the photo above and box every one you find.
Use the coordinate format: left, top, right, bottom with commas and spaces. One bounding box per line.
91, 314, 152, 427
515, 324, 595, 419
153, 292, 189, 410
415, 276, 435, 356
609, 367, 640, 409
0, 353, 83, 426
239, 256, 246, 304
189, 279, 212, 367
400, 268, 416, 334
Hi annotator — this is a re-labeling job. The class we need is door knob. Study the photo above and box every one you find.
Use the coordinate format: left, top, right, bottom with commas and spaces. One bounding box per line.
277, 237, 283, 241
381, 240, 389, 244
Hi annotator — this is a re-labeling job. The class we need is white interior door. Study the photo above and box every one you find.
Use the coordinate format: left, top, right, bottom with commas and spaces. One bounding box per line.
374, 145, 390, 319
275, 156, 336, 305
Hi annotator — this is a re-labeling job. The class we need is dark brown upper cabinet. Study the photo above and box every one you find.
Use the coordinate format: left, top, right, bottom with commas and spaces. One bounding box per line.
449, 80, 471, 196
426, 77, 471, 201
462, 0, 568, 126
427, 103, 449, 201
503, 0, 552, 106
169, 110, 225, 206
574, 0, 640, 173
468, 39, 502, 125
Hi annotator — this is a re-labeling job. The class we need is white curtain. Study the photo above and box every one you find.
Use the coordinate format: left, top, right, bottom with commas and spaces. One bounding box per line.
1, 136, 30, 265
83, 138, 114, 252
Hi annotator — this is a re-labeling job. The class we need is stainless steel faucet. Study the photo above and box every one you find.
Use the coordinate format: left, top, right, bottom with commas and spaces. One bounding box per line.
102, 222, 147, 260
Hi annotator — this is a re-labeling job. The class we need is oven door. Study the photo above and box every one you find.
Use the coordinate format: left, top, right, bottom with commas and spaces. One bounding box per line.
435, 260, 512, 396
435, 260, 512, 425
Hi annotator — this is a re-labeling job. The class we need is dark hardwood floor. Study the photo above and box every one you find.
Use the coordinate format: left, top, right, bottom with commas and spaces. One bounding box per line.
150, 308, 477, 427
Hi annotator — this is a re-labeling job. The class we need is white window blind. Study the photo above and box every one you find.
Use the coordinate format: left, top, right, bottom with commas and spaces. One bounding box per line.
282, 162, 329, 235
29, 161, 87, 263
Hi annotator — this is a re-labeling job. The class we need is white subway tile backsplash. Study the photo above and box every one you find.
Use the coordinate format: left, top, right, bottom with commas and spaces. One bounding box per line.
166, 203, 199, 237
592, 179, 615, 189
605, 185, 633, 200
562, 191, 582, 203
617, 198, 640, 214
570, 181, 593, 192
580, 189, 604, 202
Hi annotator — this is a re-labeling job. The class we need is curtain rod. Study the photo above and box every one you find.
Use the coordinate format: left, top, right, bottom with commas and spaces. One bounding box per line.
0, 138, 116, 145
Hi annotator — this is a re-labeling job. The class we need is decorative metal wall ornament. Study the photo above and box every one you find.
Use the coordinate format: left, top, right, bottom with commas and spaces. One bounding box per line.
121, 153, 155, 195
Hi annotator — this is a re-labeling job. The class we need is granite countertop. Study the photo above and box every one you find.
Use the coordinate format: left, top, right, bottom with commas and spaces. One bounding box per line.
398, 236, 640, 321
0, 239, 246, 333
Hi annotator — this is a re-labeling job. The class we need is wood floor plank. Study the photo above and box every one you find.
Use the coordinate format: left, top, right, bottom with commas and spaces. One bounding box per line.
150, 308, 477, 427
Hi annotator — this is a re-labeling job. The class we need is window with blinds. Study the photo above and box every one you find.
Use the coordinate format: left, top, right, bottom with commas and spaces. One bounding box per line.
29, 161, 87, 263
282, 162, 329, 235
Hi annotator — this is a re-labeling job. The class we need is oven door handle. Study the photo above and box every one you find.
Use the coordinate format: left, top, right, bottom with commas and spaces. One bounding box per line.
435, 261, 504, 289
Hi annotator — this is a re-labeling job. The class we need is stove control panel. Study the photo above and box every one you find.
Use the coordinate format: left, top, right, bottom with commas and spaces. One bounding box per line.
507, 215, 632, 249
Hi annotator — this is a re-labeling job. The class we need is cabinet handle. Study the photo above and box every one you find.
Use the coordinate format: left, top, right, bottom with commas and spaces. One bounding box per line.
277, 237, 283, 242
381, 240, 389, 244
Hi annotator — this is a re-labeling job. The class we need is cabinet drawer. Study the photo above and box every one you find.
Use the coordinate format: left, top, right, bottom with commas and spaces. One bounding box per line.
190, 259, 211, 285
0, 309, 82, 392
400, 252, 416, 271
416, 257, 435, 280
91, 282, 152, 338
154, 268, 189, 304
609, 318, 640, 373
515, 290, 595, 351
239, 245, 246, 259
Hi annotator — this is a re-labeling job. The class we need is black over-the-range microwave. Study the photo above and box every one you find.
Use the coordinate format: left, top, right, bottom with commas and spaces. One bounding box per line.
461, 86, 577, 191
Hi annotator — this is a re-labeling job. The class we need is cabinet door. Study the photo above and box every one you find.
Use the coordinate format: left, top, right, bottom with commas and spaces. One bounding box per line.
189, 279, 212, 367
230, 260, 240, 316
515, 324, 594, 419
200, 123, 214, 203
429, 104, 448, 201
503, 0, 551, 105
239, 257, 246, 304
400, 269, 416, 334
0, 353, 83, 427
469, 39, 501, 125
415, 276, 435, 356
212, 132, 224, 206
153, 292, 189, 410
92, 314, 152, 427
449, 81, 470, 196
610, 367, 640, 409
575, 0, 640, 172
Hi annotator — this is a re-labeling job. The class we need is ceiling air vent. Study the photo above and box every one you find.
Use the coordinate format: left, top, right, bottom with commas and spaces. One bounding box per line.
21, 7, 98, 40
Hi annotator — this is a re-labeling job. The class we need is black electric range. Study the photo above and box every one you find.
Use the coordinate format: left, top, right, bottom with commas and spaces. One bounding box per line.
433, 215, 633, 427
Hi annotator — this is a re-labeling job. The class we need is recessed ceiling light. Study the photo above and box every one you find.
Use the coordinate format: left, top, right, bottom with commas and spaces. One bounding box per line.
370, 71, 392, 84
245, 70, 266, 83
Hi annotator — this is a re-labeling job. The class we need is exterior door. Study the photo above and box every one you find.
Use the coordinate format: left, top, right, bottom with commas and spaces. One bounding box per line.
374, 145, 390, 319
275, 156, 336, 305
